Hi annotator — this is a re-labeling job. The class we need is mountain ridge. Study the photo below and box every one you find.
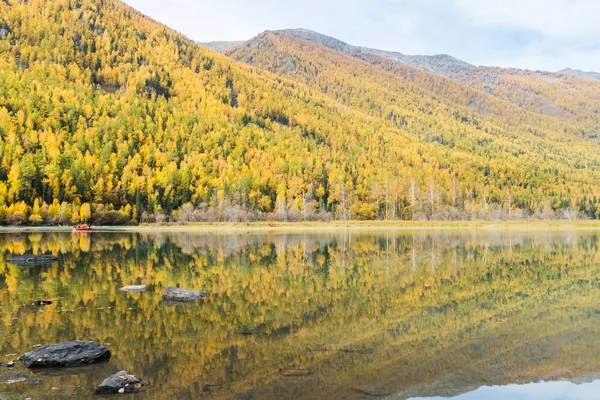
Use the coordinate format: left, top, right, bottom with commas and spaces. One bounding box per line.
560, 68, 600, 81
204, 28, 600, 81
280, 28, 476, 77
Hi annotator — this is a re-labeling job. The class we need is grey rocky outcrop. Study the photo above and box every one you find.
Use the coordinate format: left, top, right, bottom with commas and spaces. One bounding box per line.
19, 341, 111, 368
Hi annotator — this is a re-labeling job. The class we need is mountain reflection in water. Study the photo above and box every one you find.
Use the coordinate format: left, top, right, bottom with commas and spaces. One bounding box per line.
410, 378, 600, 400
1, 230, 600, 399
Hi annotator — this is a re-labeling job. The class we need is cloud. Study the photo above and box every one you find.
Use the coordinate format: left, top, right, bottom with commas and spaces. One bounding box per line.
452, 0, 600, 40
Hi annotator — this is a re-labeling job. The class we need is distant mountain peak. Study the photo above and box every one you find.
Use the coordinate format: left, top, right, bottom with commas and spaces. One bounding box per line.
559, 68, 600, 80
201, 40, 244, 53
202, 28, 475, 77
277, 28, 475, 77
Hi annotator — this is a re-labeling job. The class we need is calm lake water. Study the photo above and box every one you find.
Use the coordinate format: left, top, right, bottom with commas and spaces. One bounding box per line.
1, 229, 600, 399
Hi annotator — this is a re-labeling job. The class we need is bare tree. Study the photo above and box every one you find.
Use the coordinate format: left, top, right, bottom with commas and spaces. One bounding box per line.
385, 176, 389, 220
481, 187, 489, 210
449, 173, 461, 208
426, 178, 438, 219
408, 179, 420, 220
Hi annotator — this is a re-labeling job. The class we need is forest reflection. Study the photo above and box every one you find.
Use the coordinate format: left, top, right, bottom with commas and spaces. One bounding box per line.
1, 230, 600, 399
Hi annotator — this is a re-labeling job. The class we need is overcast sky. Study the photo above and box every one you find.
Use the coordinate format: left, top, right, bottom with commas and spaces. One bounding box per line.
122, 0, 600, 72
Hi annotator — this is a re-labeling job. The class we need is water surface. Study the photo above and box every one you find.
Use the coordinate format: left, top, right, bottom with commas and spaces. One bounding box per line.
1, 230, 600, 399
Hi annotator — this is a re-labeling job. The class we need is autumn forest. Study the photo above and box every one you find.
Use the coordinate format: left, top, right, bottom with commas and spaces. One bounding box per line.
1, 0, 600, 225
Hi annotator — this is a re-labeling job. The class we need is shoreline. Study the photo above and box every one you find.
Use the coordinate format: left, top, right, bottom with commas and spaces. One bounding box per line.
1, 220, 600, 233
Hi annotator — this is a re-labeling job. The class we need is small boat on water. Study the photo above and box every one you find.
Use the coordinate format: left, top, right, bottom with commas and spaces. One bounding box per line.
73, 223, 92, 232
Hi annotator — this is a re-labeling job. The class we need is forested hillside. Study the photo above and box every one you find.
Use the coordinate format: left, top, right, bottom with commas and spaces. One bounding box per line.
0, 0, 600, 224
228, 31, 600, 219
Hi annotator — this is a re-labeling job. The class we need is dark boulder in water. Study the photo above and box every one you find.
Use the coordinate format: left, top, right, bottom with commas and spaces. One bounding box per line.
95, 370, 148, 394
19, 341, 111, 368
6, 254, 59, 266
162, 286, 207, 303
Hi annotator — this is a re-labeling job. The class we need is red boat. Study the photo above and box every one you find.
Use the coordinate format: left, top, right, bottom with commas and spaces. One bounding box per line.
73, 223, 92, 232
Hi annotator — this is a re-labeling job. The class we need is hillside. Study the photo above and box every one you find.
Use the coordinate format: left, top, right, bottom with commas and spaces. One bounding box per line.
228, 30, 600, 126
228, 31, 600, 218
1, 1, 600, 224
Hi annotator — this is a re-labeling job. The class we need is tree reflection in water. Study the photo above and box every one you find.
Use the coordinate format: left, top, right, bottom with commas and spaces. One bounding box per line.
0, 230, 599, 399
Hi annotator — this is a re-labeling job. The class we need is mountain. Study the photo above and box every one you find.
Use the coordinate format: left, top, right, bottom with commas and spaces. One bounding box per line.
204, 28, 475, 78
202, 40, 244, 53
1, 1, 600, 225
560, 68, 600, 81
280, 28, 476, 77
225, 30, 600, 125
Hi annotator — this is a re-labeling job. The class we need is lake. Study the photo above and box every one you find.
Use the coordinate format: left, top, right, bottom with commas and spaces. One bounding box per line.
1, 229, 600, 399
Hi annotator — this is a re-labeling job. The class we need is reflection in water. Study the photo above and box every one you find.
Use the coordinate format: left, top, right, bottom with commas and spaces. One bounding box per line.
409, 379, 600, 400
0, 230, 599, 399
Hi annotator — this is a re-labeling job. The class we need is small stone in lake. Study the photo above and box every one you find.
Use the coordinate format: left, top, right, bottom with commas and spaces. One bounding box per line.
6, 374, 28, 384
119, 285, 148, 292
6, 254, 59, 266
95, 371, 148, 394
32, 300, 53, 306
162, 286, 208, 303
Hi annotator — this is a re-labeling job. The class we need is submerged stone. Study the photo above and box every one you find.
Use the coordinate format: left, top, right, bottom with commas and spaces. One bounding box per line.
95, 371, 148, 394
6, 254, 59, 266
162, 286, 207, 303
5, 373, 29, 384
279, 367, 313, 377
19, 341, 111, 368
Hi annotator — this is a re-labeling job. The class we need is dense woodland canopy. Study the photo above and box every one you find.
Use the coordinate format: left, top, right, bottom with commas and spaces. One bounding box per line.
0, 0, 600, 224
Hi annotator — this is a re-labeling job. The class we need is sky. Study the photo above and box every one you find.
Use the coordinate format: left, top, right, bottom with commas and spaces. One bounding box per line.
122, 0, 600, 72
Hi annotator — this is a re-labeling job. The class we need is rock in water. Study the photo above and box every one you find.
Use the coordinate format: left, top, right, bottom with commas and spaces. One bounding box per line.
5, 374, 29, 384
162, 287, 207, 303
19, 341, 111, 368
95, 371, 148, 394
119, 285, 148, 292
32, 300, 53, 306
6, 254, 59, 266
